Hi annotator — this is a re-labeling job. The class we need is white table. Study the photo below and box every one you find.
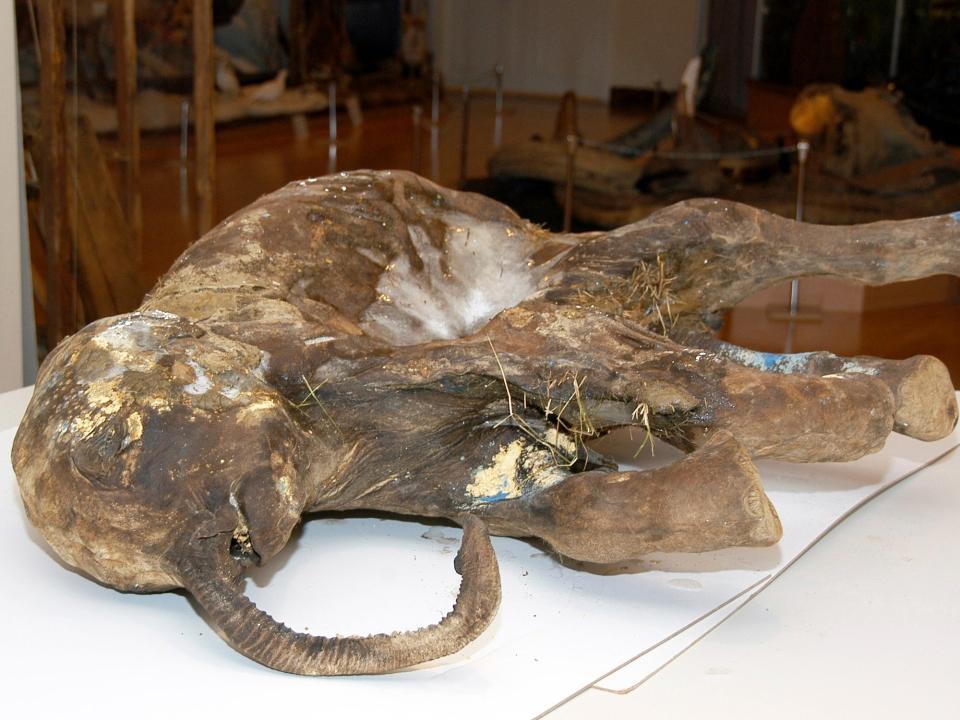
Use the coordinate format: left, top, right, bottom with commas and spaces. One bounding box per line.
553, 432, 960, 718
3, 386, 958, 718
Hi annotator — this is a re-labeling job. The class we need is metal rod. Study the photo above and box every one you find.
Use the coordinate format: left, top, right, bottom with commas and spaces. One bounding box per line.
795, 141, 809, 223
787, 282, 800, 316
430, 71, 441, 180
493, 63, 504, 147
750, 0, 766, 79
788, 140, 810, 316
562, 133, 577, 233
180, 100, 190, 165
328, 79, 337, 144
431, 71, 440, 126
785, 140, 810, 353
783, 310, 797, 354
179, 100, 190, 220
890, 0, 905, 79
412, 104, 422, 173
430, 123, 439, 181
193, 0, 216, 235
458, 84, 471, 187
179, 100, 190, 164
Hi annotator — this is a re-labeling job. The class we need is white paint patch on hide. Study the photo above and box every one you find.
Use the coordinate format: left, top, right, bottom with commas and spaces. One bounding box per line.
360, 212, 569, 345
90, 318, 165, 374
182, 360, 213, 395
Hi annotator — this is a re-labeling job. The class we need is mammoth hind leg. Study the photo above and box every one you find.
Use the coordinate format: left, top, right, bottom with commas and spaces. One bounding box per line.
639, 200, 960, 317
707, 340, 958, 442
179, 514, 500, 675
477, 429, 782, 564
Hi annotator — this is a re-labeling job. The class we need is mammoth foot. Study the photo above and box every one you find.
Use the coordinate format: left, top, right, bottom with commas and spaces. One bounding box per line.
479, 431, 781, 564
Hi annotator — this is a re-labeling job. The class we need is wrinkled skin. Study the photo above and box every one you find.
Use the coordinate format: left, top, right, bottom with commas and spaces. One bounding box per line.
13, 171, 959, 675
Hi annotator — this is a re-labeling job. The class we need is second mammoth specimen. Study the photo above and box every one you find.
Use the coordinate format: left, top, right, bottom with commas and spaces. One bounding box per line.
13, 171, 959, 675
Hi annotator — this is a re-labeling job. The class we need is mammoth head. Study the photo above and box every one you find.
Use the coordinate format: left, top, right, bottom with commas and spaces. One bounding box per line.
13, 309, 500, 675
13, 310, 313, 593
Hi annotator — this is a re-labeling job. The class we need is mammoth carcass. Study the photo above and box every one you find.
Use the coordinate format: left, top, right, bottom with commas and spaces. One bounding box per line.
13, 170, 959, 675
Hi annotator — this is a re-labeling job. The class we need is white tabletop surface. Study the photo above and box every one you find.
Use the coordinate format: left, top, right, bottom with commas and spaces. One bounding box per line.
551, 439, 960, 718
4, 386, 958, 718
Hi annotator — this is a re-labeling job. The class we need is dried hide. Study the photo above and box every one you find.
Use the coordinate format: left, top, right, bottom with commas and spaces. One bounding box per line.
13, 171, 959, 675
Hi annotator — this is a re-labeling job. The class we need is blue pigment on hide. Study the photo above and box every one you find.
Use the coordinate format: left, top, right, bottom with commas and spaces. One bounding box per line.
714, 342, 815, 373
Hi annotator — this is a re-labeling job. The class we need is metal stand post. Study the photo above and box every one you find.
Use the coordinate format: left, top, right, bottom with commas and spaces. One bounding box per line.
328, 79, 338, 141
562, 133, 578, 232
459, 84, 471, 187
179, 99, 190, 164
785, 140, 810, 353
430, 71, 440, 180
795, 141, 809, 222
493, 63, 504, 147
788, 141, 810, 314
431, 72, 441, 126
179, 99, 190, 219
412, 104, 422, 174
327, 79, 337, 173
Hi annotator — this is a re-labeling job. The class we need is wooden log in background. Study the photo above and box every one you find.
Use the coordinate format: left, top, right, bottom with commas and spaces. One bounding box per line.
38, 0, 71, 346
488, 140, 648, 197
111, 0, 142, 262
68, 115, 143, 319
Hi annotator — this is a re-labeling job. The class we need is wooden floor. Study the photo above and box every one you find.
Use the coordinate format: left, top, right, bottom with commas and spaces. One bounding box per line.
131, 94, 644, 283
118, 95, 960, 388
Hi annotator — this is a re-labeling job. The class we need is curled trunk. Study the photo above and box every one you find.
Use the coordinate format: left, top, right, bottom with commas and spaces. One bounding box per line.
181, 515, 500, 675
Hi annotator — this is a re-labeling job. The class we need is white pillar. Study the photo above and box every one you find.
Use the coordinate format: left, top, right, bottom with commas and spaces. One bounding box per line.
0, 2, 33, 390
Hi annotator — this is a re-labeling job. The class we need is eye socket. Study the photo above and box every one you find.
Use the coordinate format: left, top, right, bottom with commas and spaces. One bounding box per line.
71, 419, 129, 489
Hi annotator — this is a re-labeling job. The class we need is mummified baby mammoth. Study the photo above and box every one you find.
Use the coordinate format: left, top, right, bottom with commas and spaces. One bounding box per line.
13, 171, 959, 675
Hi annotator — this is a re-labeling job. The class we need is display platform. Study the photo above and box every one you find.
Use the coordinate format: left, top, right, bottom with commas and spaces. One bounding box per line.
2, 387, 957, 719
554, 431, 960, 719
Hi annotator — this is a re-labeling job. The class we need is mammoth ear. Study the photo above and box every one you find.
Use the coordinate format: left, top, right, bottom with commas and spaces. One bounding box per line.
228, 414, 312, 564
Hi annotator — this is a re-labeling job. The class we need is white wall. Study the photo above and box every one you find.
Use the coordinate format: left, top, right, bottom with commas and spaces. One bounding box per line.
0, 2, 28, 391
432, 0, 702, 100
610, 0, 702, 90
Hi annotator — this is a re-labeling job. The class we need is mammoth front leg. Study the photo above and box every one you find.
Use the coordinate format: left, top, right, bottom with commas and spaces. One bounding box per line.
359, 302, 898, 462
314, 390, 781, 563
477, 430, 782, 563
